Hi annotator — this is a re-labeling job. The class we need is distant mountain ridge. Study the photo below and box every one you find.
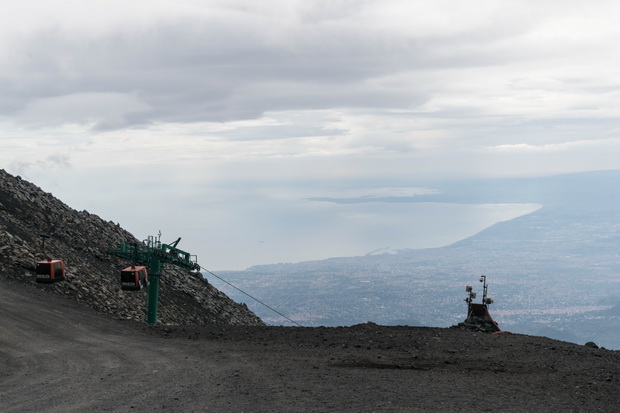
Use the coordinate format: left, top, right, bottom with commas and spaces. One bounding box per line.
217, 170, 620, 349
0, 169, 263, 326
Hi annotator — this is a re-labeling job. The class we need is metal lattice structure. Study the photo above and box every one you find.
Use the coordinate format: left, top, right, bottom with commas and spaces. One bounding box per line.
110, 233, 200, 324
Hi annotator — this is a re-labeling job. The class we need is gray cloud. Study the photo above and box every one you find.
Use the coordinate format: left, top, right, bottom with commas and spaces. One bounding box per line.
1, 3, 534, 130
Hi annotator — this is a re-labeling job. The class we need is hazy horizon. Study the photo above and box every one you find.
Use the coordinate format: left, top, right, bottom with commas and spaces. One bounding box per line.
203, 201, 541, 270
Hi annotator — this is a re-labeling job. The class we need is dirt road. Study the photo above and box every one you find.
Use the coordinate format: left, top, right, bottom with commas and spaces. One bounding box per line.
1, 276, 619, 412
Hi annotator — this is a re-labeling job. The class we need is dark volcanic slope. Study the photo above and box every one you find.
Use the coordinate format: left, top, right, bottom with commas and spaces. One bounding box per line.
2, 276, 619, 412
0, 169, 262, 325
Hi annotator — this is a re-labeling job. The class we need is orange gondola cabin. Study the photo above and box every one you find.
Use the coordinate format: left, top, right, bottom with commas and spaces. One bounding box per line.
35, 259, 66, 283
120, 265, 149, 290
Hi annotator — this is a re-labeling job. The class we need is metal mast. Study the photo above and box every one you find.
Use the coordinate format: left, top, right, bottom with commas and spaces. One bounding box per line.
110, 233, 201, 324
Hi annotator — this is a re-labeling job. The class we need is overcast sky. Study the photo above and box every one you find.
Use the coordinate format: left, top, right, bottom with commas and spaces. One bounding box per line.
2, 0, 619, 269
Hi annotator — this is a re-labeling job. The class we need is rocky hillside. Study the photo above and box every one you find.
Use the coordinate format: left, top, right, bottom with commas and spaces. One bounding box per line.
0, 169, 263, 326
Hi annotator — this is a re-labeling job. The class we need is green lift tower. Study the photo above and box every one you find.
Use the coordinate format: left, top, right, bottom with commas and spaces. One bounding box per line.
110, 233, 201, 325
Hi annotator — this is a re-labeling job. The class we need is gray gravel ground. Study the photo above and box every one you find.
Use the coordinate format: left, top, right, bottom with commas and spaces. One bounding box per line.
1, 276, 619, 412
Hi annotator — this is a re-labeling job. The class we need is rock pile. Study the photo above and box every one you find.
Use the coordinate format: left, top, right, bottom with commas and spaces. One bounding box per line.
0, 169, 263, 326
452, 315, 501, 333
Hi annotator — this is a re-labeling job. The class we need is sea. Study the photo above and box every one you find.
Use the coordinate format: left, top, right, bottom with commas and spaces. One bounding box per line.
204, 200, 541, 271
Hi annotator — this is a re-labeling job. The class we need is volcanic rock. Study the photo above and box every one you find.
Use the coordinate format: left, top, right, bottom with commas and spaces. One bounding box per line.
0, 169, 263, 326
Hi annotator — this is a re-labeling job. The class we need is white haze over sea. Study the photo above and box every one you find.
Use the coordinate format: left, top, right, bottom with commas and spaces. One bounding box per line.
197, 200, 541, 270
24, 167, 540, 271
60, 174, 539, 270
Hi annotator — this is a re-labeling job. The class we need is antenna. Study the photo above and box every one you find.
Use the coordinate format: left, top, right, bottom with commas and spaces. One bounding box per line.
480, 275, 487, 304
464, 276, 494, 309
479, 275, 494, 305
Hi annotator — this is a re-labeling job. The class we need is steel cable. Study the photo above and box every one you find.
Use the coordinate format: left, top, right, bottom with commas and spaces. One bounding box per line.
200, 266, 302, 327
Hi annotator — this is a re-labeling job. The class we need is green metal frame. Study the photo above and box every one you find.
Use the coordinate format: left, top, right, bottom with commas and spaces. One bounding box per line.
110, 235, 200, 324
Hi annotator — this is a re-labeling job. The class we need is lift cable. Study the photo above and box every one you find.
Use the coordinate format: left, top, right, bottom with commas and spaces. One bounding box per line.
199, 266, 302, 327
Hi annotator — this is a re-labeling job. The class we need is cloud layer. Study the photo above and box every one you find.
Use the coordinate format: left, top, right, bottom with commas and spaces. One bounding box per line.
3, 0, 620, 268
